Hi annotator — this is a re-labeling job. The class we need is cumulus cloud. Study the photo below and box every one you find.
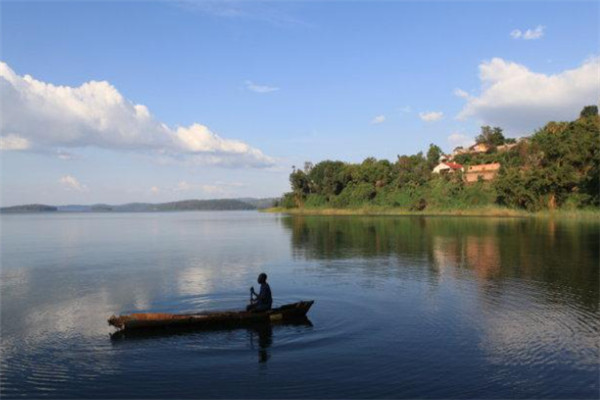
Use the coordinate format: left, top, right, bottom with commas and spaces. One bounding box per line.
371, 115, 386, 124
0, 134, 30, 150
59, 175, 88, 192
457, 57, 600, 134
510, 25, 545, 40
245, 80, 279, 93
0, 62, 274, 167
174, 124, 268, 164
419, 111, 444, 122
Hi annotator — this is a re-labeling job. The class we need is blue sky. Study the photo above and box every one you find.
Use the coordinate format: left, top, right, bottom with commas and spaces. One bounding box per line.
1, 1, 598, 206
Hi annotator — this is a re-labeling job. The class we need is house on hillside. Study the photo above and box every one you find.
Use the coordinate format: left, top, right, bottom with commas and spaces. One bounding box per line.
433, 162, 463, 174
464, 163, 501, 183
469, 143, 490, 153
496, 143, 517, 152
452, 147, 470, 158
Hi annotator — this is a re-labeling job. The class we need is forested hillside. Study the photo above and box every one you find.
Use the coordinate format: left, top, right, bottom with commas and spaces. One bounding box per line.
279, 106, 599, 212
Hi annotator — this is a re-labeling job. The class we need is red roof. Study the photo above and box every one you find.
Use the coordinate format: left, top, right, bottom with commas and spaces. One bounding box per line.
444, 162, 463, 170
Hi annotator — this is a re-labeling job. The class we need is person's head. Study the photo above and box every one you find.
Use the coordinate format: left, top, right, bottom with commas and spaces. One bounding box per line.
257, 273, 267, 284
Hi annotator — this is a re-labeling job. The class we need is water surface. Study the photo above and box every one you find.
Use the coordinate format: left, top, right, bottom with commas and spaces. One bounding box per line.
1, 212, 598, 398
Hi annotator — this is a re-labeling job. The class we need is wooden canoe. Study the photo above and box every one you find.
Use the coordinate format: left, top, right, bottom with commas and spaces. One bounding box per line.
108, 300, 314, 331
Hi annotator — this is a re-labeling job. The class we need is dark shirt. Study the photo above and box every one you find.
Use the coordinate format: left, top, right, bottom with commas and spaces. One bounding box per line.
257, 283, 272, 308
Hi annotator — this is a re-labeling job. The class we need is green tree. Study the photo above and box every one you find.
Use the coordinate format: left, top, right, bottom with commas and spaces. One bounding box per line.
494, 168, 541, 211
426, 143, 443, 169
475, 126, 506, 147
280, 192, 297, 208
307, 160, 349, 198
354, 158, 392, 186
496, 111, 600, 209
290, 167, 310, 196
331, 182, 376, 207
394, 153, 430, 188
580, 105, 598, 119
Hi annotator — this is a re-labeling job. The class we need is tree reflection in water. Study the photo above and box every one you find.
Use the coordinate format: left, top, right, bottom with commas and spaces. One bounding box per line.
281, 215, 599, 310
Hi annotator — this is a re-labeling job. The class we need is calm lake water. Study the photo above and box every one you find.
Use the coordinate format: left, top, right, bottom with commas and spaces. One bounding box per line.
1, 212, 598, 398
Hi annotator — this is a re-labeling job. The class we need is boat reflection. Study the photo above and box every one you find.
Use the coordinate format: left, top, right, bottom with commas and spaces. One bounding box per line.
109, 317, 313, 364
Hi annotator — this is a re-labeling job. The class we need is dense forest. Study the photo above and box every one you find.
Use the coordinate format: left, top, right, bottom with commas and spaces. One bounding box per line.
279, 106, 599, 212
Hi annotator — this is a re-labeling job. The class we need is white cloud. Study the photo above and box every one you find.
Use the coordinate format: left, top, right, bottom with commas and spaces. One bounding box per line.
0, 62, 274, 167
371, 115, 386, 124
419, 111, 444, 122
56, 151, 74, 160
448, 133, 474, 149
399, 106, 412, 113
510, 29, 522, 39
200, 185, 226, 195
170, 181, 241, 196
511, 25, 545, 40
453, 88, 471, 99
0, 134, 30, 150
523, 26, 545, 40
59, 175, 88, 192
175, 124, 266, 161
174, 181, 192, 192
245, 80, 279, 93
150, 186, 160, 194
457, 57, 600, 134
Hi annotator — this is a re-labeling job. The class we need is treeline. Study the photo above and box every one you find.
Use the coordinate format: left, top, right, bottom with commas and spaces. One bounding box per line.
279, 106, 599, 212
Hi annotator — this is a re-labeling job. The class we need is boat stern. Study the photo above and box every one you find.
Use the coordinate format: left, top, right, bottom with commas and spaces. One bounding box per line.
108, 315, 126, 329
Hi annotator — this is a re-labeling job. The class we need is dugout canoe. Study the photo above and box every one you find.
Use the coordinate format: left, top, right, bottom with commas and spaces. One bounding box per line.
108, 300, 314, 331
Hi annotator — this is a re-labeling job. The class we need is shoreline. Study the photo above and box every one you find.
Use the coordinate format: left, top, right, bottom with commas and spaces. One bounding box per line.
263, 206, 600, 220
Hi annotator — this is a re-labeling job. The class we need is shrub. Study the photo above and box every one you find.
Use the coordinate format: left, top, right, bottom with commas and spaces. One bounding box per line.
304, 194, 328, 208
280, 193, 297, 209
330, 182, 375, 208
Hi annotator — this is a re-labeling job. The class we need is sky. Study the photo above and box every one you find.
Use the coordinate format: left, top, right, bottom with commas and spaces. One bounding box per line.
1, 0, 598, 206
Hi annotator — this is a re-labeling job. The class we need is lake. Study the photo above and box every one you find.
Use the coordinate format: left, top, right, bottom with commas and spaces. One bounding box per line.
1, 212, 598, 398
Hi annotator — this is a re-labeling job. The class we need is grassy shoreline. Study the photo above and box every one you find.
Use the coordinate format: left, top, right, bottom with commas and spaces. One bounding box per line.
263, 206, 600, 220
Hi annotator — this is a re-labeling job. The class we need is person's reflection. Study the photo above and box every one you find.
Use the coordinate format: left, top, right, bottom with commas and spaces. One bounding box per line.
249, 324, 273, 363
249, 318, 314, 363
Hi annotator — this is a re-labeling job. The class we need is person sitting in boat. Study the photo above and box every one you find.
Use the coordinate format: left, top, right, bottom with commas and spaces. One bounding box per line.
247, 273, 272, 312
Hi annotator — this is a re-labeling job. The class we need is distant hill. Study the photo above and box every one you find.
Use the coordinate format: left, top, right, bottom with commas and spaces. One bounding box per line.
1, 198, 271, 213
0, 204, 58, 213
236, 197, 277, 209
115, 199, 256, 212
